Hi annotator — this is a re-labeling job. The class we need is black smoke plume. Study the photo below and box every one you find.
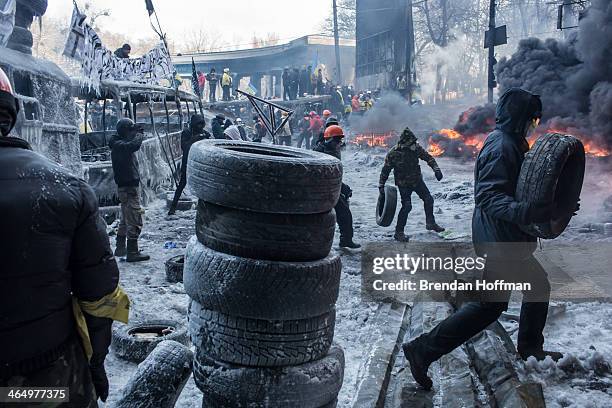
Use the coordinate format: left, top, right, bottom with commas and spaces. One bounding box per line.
496, 0, 612, 148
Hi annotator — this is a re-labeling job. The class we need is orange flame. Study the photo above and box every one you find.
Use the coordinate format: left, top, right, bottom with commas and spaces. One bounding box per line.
351, 131, 398, 147
438, 128, 462, 139
428, 142, 445, 157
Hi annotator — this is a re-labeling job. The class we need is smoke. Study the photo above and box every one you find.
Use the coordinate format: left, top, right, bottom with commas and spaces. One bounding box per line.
420, 32, 470, 98
496, 0, 612, 147
349, 92, 416, 133
454, 104, 496, 137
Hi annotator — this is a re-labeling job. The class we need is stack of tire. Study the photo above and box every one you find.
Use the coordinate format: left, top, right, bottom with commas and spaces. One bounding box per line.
184, 140, 346, 407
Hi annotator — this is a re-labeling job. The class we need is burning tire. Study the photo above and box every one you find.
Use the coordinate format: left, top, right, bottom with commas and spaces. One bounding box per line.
189, 300, 335, 367
111, 319, 189, 363
187, 140, 342, 214
165, 255, 184, 283
376, 185, 398, 227
516, 133, 585, 239
193, 344, 344, 407
113, 340, 193, 408
183, 237, 341, 320
195, 200, 336, 262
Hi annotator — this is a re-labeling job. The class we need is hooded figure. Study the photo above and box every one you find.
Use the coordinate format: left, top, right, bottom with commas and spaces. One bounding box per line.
402, 88, 564, 392
1, 67, 125, 405
379, 127, 444, 241
211, 114, 226, 139
168, 114, 210, 215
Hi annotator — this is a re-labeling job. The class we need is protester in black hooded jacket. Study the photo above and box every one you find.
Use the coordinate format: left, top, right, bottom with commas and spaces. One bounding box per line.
402, 88, 568, 391
211, 114, 226, 139
0, 68, 123, 406
168, 114, 210, 215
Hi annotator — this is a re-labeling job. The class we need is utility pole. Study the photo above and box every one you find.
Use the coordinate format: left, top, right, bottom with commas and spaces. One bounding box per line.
332, 0, 343, 85
487, 0, 496, 103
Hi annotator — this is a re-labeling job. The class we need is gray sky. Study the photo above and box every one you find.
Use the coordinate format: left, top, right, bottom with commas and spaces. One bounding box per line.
47, 0, 331, 51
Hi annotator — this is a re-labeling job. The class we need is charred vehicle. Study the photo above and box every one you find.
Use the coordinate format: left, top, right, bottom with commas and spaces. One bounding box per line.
73, 80, 203, 208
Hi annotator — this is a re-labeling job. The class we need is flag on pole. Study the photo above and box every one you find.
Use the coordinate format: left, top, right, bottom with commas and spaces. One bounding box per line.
191, 58, 201, 98
145, 0, 155, 16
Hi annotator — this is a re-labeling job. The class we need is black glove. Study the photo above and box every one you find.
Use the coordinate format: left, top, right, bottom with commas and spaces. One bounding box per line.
434, 169, 443, 181
89, 357, 109, 402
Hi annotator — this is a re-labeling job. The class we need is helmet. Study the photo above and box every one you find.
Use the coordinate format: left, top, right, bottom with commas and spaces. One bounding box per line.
322, 109, 331, 117
324, 125, 344, 139
0, 68, 14, 95
325, 116, 339, 128
116, 118, 137, 136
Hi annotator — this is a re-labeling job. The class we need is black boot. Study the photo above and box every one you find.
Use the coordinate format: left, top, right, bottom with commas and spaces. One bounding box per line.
426, 222, 445, 233
394, 231, 410, 242
114, 235, 127, 257
126, 239, 150, 263
339, 238, 361, 249
519, 348, 563, 362
402, 340, 433, 390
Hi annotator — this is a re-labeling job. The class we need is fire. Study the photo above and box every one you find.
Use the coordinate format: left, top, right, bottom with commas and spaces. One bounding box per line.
532, 128, 611, 158
583, 142, 610, 157
351, 131, 398, 148
428, 142, 445, 157
438, 128, 462, 140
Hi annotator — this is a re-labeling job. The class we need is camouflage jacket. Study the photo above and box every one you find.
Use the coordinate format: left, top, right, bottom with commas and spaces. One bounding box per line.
379, 142, 439, 187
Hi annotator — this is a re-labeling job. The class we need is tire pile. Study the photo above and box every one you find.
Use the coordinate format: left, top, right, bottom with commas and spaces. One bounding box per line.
184, 140, 346, 407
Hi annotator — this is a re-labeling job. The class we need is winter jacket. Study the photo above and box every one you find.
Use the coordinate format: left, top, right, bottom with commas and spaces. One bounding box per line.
314, 138, 342, 160
180, 128, 210, 175
206, 73, 218, 86
109, 133, 143, 187
211, 118, 225, 139
253, 122, 267, 142
222, 73, 232, 87
224, 125, 242, 140
472, 88, 538, 247
0, 137, 119, 373
308, 115, 324, 134
114, 48, 129, 59
379, 141, 439, 187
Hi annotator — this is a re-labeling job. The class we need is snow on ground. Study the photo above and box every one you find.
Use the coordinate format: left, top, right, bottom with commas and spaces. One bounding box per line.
105, 146, 611, 407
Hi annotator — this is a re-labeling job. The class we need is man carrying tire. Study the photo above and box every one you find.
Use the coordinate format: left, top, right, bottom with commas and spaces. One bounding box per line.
110, 118, 150, 262
169, 114, 210, 215
378, 127, 445, 242
314, 125, 361, 249
402, 88, 563, 391
0, 67, 129, 406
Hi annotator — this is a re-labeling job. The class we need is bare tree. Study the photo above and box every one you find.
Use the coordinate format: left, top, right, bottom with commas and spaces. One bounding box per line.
181, 28, 225, 53
250, 32, 280, 49
322, 0, 356, 38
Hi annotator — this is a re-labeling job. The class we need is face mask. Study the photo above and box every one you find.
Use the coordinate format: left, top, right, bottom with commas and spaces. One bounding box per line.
0, 111, 14, 136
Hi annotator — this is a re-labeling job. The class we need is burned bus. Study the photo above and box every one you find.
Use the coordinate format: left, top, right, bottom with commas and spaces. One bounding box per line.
73, 80, 203, 210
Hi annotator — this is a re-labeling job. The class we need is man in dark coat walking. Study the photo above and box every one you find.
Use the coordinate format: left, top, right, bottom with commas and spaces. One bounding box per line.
168, 114, 210, 215
0, 68, 127, 406
114, 43, 131, 59
109, 118, 149, 262
402, 88, 566, 391
379, 127, 445, 242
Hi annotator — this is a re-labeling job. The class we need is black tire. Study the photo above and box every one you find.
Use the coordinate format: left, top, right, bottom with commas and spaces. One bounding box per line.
114, 340, 193, 408
376, 185, 398, 227
184, 237, 341, 320
7, 27, 33, 48
111, 320, 189, 363
516, 133, 585, 239
17, 0, 48, 16
165, 255, 184, 283
189, 300, 335, 367
195, 200, 336, 262
194, 344, 344, 408
187, 140, 343, 214
166, 193, 193, 211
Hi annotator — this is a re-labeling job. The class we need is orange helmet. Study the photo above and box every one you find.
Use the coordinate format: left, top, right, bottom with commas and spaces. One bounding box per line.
322, 109, 331, 117
324, 125, 344, 139
0, 68, 13, 95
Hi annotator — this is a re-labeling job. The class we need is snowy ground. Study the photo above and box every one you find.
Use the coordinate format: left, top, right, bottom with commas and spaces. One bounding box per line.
105, 146, 611, 407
